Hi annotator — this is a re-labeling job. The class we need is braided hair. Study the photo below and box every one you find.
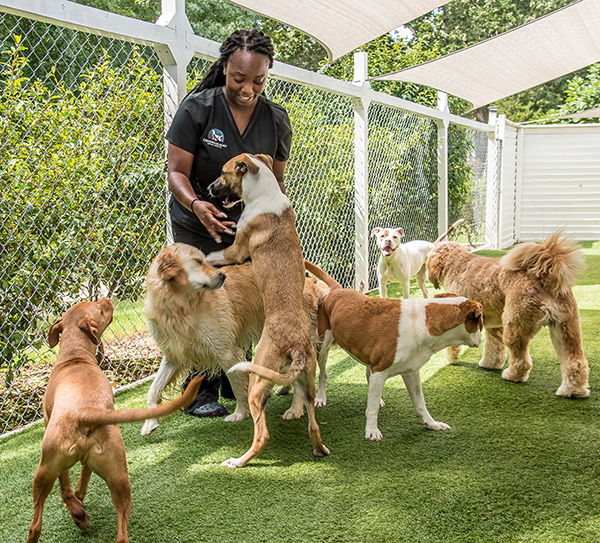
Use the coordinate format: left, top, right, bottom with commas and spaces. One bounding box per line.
192, 29, 275, 94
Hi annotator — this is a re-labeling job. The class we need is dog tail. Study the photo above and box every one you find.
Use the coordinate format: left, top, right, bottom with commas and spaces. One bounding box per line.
500, 232, 585, 296
228, 350, 307, 387
77, 375, 204, 426
304, 261, 342, 290
434, 219, 465, 243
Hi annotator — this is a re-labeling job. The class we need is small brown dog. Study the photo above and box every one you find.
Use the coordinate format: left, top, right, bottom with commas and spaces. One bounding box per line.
27, 299, 202, 543
427, 233, 590, 397
206, 153, 329, 468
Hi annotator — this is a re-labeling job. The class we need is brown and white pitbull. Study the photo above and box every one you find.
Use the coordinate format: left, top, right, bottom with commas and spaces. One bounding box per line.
304, 262, 483, 441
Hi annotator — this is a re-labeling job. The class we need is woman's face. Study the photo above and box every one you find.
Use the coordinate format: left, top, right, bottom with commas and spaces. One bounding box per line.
223, 49, 270, 110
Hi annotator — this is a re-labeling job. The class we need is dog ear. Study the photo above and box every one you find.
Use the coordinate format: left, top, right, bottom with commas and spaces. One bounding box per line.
254, 154, 273, 171
463, 301, 484, 333
48, 318, 64, 348
78, 316, 100, 345
157, 251, 187, 286
236, 155, 260, 176
395, 228, 405, 237
371, 228, 382, 237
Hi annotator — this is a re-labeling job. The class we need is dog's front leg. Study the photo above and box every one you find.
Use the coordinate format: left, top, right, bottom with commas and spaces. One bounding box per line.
402, 371, 450, 431
141, 356, 179, 436
206, 231, 250, 266
59, 470, 90, 531
315, 331, 334, 408
365, 371, 387, 440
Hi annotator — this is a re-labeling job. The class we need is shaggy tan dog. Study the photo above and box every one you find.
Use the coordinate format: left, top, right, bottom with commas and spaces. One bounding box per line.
426, 233, 589, 397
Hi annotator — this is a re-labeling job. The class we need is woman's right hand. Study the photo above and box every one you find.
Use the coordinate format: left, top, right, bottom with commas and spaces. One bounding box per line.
191, 200, 237, 244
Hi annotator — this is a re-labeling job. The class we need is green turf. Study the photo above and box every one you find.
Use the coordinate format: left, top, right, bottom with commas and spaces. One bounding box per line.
2, 243, 599, 543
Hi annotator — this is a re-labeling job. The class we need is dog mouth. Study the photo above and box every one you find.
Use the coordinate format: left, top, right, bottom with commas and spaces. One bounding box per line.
222, 197, 243, 209
381, 246, 395, 257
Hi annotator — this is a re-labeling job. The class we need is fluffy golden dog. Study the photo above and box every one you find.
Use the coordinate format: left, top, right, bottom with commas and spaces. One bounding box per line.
426, 233, 589, 397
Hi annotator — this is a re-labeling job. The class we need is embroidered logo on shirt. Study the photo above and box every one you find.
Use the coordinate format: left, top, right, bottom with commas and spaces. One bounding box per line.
204, 128, 227, 149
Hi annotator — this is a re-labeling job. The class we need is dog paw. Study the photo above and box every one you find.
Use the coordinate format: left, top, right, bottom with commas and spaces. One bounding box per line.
365, 428, 383, 441
313, 445, 330, 457
282, 408, 304, 420
426, 421, 451, 431
224, 411, 249, 422
479, 358, 505, 370
314, 397, 326, 408
556, 383, 590, 398
221, 457, 244, 468
502, 368, 529, 382
140, 419, 159, 436
69, 505, 90, 531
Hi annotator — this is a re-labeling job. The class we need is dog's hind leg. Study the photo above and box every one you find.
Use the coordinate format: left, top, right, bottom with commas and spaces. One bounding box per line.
299, 350, 330, 457
141, 356, 179, 435
27, 464, 59, 543
74, 463, 92, 503
479, 327, 507, 370
502, 321, 538, 383
59, 470, 90, 531
282, 381, 305, 419
548, 300, 590, 397
315, 331, 334, 408
416, 264, 429, 298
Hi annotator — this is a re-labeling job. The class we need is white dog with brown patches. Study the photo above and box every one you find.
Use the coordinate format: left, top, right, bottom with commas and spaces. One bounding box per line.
305, 261, 483, 441
206, 153, 329, 468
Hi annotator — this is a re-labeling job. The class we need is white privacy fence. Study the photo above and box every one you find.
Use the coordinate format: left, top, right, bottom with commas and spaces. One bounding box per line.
0, 0, 501, 436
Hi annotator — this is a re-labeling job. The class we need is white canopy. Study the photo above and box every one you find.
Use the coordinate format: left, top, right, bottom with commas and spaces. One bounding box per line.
227, 0, 450, 62
371, 0, 600, 109
560, 107, 600, 118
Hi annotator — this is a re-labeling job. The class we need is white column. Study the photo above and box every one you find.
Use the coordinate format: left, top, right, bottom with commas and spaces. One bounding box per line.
353, 52, 371, 291
486, 106, 499, 249
436, 91, 449, 237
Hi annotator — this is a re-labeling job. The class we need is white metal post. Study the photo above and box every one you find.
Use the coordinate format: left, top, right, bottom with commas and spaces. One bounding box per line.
486, 106, 499, 248
156, 0, 195, 244
352, 52, 371, 291
436, 91, 449, 237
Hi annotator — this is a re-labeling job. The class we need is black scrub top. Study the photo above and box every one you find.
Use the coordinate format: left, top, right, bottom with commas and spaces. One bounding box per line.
166, 86, 292, 239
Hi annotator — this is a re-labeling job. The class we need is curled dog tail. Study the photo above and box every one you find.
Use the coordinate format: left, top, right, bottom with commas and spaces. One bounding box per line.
500, 232, 584, 296
304, 261, 342, 290
229, 349, 307, 387
434, 218, 465, 243
78, 375, 204, 426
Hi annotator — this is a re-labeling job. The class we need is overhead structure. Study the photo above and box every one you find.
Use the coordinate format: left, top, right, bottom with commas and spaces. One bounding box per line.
559, 107, 600, 118
371, 0, 600, 109
226, 0, 450, 62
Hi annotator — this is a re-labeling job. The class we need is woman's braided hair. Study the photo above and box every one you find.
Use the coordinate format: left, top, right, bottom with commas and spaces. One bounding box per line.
191, 29, 275, 94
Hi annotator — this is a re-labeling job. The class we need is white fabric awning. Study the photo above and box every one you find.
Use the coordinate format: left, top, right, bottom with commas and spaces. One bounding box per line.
371, 0, 600, 109
227, 0, 449, 62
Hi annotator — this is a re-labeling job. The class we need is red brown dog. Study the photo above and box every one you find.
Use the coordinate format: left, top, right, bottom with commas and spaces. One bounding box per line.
27, 299, 202, 543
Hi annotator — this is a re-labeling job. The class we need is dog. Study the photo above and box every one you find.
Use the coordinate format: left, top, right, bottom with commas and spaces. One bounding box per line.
372, 219, 464, 298
141, 243, 326, 435
27, 299, 203, 543
206, 153, 330, 468
426, 233, 590, 397
304, 261, 483, 441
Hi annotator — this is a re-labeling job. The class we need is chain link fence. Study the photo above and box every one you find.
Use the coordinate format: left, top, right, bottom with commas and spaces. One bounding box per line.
0, 11, 491, 437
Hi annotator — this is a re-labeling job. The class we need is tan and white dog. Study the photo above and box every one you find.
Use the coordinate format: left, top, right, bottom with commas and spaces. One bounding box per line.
372, 219, 464, 299
304, 261, 483, 441
206, 153, 329, 468
142, 243, 326, 435
27, 299, 202, 543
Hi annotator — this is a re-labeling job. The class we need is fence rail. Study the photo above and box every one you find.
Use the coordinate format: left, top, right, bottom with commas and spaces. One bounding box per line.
0, 0, 496, 437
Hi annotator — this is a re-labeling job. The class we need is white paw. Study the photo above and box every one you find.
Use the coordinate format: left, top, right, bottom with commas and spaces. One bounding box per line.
380, 399, 385, 408
314, 445, 330, 457
425, 421, 451, 431
221, 457, 244, 468
314, 396, 326, 408
365, 428, 383, 441
274, 385, 291, 396
282, 408, 304, 420
141, 419, 159, 436
224, 411, 249, 422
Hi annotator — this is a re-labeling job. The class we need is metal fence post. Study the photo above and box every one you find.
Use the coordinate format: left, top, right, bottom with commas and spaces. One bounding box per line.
352, 52, 371, 291
436, 91, 449, 237
486, 106, 501, 249
155, 0, 194, 244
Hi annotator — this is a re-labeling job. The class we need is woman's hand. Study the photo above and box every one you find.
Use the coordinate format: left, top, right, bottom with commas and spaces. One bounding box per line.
191, 200, 237, 244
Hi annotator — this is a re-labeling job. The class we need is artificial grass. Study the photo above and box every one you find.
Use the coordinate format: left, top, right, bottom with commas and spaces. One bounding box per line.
2, 243, 599, 543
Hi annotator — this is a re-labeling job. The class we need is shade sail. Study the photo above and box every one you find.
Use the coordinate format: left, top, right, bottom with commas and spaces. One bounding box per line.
371, 0, 600, 109
560, 107, 600, 118
227, 0, 450, 62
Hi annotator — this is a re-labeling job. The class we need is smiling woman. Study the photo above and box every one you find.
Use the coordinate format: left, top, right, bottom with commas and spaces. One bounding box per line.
164, 28, 292, 419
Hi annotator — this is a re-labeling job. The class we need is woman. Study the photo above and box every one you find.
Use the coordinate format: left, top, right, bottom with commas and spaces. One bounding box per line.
165, 29, 292, 417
